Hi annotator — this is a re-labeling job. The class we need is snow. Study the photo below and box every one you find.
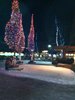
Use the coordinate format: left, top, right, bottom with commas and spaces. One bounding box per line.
0, 62, 75, 85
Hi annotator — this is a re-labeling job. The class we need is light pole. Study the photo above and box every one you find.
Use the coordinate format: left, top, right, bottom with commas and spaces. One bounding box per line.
48, 44, 53, 62
48, 44, 52, 54
48, 44, 51, 48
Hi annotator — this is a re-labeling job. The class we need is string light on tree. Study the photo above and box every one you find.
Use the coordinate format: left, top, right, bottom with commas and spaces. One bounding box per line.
4, 0, 25, 53
28, 14, 35, 52
16, 14, 25, 53
55, 16, 65, 46
28, 14, 35, 63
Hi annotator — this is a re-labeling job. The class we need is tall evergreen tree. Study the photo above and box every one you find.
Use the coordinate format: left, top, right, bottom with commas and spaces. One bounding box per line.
55, 16, 65, 46
4, 0, 25, 53
55, 17, 59, 46
28, 14, 35, 52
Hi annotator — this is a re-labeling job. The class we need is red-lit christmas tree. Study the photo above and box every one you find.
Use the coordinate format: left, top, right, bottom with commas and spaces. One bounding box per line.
28, 14, 35, 63
16, 15, 25, 53
28, 14, 35, 52
4, 0, 25, 53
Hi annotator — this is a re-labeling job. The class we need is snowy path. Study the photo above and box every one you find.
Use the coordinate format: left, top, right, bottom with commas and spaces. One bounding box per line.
0, 64, 75, 85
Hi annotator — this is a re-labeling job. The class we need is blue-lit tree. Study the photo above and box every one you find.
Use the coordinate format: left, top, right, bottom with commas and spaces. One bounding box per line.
55, 16, 65, 58
55, 16, 65, 46
4, 0, 25, 55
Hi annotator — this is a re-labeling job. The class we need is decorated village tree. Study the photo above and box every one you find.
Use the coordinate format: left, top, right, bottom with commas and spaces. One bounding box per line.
55, 16, 65, 58
28, 14, 35, 62
4, 0, 25, 57
55, 16, 65, 46
15, 14, 25, 60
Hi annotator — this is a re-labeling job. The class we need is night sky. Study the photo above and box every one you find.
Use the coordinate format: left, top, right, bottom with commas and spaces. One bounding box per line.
0, 0, 75, 52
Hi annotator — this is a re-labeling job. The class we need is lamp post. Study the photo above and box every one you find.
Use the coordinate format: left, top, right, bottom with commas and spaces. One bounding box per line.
48, 44, 53, 62
48, 44, 52, 53
48, 44, 51, 48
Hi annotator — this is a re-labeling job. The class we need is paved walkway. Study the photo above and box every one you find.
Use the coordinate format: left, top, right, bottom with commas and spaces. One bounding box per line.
0, 64, 75, 85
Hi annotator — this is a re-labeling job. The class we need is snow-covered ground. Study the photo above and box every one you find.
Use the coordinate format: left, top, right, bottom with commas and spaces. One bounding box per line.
23, 60, 52, 65
0, 62, 75, 85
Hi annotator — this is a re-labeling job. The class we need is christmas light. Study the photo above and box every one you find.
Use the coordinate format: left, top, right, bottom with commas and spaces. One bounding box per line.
28, 14, 35, 51
55, 16, 65, 46
4, 0, 25, 53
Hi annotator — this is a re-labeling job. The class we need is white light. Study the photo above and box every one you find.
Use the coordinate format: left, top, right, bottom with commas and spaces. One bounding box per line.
48, 44, 51, 48
66, 54, 69, 56
42, 50, 48, 53
53, 54, 56, 58
49, 54, 51, 57
0, 52, 24, 56
70, 54, 73, 56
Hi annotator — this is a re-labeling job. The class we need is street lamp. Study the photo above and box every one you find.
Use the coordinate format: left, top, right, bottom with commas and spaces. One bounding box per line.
48, 44, 53, 62
48, 44, 52, 53
48, 44, 52, 48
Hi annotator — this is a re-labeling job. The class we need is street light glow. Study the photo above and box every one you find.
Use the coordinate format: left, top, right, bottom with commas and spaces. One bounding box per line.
48, 44, 51, 48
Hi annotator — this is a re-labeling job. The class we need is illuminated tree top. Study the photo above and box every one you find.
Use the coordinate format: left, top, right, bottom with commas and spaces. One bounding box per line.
12, 0, 19, 11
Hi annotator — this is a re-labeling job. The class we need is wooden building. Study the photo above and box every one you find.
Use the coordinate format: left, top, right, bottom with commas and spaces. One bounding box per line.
54, 46, 75, 58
